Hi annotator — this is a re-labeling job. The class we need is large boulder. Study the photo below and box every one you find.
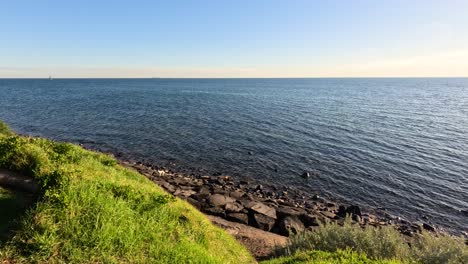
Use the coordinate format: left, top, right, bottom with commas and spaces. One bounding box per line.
277, 216, 305, 236
226, 213, 249, 225
208, 194, 235, 207
242, 201, 277, 219
276, 206, 307, 218
251, 213, 276, 231
225, 202, 244, 213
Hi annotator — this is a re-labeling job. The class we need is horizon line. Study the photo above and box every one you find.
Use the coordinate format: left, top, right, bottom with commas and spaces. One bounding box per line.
1, 76, 468, 79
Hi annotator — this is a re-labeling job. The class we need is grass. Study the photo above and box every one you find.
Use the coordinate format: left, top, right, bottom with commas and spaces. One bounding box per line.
0, 121, 254, 263
274, 217, 467, 264
0, 187, 32, 236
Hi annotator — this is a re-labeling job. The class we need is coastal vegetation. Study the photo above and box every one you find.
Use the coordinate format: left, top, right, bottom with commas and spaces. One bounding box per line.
0, 121, 253, 263
0, 120, 466, 263
272, 218, 467, 264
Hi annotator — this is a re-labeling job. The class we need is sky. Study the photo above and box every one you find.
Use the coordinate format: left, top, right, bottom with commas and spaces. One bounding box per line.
1, 0, 467, 78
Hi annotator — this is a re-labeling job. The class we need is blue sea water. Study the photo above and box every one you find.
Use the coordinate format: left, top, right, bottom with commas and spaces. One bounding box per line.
0, 78, 467, 233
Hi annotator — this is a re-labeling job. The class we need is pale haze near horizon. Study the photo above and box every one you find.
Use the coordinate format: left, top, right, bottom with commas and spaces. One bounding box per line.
1, 0, 467, 78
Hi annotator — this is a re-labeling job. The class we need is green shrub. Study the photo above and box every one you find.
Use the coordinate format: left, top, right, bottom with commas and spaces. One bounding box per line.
278, 217, 410, 260
263, 249, 401, 264
0, 121, 13, 136
410, 231, 468, 264
277, 217, 467, 263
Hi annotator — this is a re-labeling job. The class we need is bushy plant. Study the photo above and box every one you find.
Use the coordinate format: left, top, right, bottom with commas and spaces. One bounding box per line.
279, 217, 410, 260
277, 217, 467, 263
410, 231, 468, 264
0, 121, 13, 136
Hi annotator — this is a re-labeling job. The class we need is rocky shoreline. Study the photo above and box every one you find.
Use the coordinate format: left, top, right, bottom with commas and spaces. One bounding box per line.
120, 159, 438, 238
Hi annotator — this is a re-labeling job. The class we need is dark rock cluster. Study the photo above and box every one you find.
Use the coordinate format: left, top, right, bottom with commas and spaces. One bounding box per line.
123, 160, 434, 237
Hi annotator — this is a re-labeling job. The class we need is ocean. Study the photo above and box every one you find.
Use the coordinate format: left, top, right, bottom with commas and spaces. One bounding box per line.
0, 78, 467, 233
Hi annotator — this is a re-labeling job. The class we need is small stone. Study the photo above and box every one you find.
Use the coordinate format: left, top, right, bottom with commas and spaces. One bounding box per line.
301, 172, 310, 178
229, 190, 245, 199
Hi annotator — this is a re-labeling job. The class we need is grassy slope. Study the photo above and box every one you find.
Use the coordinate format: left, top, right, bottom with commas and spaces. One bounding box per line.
0, 187, 31, 235
0, 123, 253, 263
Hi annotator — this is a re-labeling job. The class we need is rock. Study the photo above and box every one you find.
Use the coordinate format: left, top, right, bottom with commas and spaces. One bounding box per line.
208, 194, 235, 207
338, 205, 362, 218
156, 180, 176, 193
225, 202, 244, 213
300, 214, 320, 227
251, 213, 276, 231
229, 190, 245, 199
277, 216, 305, 236
422, 223, 435, 232
312, 194, 320, 200
186, 197, 203, 210
173, 189, 196, 197
301, 172, 310, 178
204, 207, 226, 218
276, 206, 307, 218
320, 211, 337, 220
248, 151, 253, 155
346, 205, 362, 217
226, 213, 249, 225
243, 201, 277, 219
255, 184, 263, 191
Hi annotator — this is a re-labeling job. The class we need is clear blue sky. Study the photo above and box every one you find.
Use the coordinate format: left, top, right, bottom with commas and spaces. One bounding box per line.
1, 0, 467, 77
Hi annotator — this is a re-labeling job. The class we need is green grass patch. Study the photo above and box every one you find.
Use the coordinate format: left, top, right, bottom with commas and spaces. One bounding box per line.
0, 121, 253, 263
0, 187, 32, 236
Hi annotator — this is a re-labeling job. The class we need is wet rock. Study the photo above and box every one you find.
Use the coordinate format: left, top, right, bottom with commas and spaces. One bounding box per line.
338, 205, 362, 218
208, 194, 235, 207
347, 205, 362, 217
277, 216, 305, 236
422, 223, 435, 232
301, 172, 310, 178
226, 213, 249, 225
225, 202, 244, 213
